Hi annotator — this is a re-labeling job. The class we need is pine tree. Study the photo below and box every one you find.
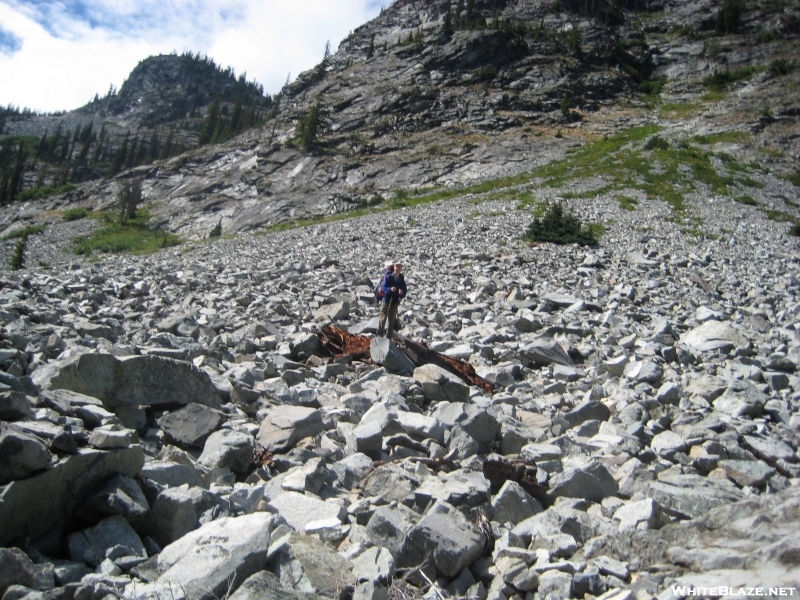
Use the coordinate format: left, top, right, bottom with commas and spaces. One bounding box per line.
367, 35, 375, 59
160, 130, 175, 159
198, 97, 221, 146
466, 0, 475, 28
443, 7, 454, 37
110, 132, 130, 175
8, 142, 26, 203
455, 0, 465, 28
295, 98, 329, 153
315, 40, 332, 81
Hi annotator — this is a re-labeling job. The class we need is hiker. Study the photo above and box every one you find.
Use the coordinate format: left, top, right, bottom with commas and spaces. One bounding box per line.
377, 262, 407, 339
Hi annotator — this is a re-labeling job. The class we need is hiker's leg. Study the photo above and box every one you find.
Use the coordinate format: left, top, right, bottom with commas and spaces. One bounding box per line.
387, 303, 399, 339
378, 302, 388, 336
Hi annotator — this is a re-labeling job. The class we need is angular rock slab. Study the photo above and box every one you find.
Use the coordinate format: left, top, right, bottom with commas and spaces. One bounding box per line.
0, 422, 52, 484
267, 491, 346, 532
158, 403, 225, 448
48, 353, 221, 409
680, 320, 749, 353
0, 548, 37, 595
198, 429, 255, 477
257, 406, 324, 453
547, 463, 618, 503
129, 513, 273, 600
0, 445, 144, 546
269, 531, 355, 596
403, 500, 486, 578
68, 514, 146, 566
370, 337, 415, 375
413, 363, 470, 403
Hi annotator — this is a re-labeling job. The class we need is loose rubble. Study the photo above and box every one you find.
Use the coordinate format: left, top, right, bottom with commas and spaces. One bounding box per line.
0, 192, 799, 600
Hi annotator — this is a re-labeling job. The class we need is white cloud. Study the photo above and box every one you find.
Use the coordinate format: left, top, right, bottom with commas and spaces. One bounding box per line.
0, 0, 383, 113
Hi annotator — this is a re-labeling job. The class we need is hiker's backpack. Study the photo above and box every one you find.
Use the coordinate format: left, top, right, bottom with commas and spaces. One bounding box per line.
374, 271, 389, 303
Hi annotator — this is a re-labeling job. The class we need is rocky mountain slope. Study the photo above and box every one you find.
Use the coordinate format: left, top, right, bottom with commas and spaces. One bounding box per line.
1, 0, 799, 239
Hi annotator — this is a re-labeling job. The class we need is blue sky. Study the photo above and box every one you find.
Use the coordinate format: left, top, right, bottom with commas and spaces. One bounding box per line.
0, 0, 384, 113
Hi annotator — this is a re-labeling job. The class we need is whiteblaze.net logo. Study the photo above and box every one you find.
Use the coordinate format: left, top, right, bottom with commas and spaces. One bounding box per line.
672, 587, 797, 597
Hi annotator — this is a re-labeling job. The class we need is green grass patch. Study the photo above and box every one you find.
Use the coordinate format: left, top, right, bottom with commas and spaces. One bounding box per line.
618, 196, 639, 211
761, 208, 796, 222
691, 131, 750, 145
71, 211, 181, 256
644, 136, 670, 151
790, 222, 800, 237
786, 171, 800, 187
63, 207, 91, 221
702, 66, 763, 92
738, 176, 764, 188
660, 103, 703, 119
2, 224, 46, 240
735, 195, 758, 206
17, 184, 77, 203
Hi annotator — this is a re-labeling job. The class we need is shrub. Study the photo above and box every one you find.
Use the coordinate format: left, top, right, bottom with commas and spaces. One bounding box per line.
2, 224, 46, 240
295, 99, 329, 153
210, 220, 222, 238
716, 0, 745, 34
524, 202, 598, 246
645, 136, 670, 150
10, 237, 26, 270
477, 66, 498, 81
769, 58, 795, 77
63, 207, 89, 221
790, 222, 800, 237
735, 195, 758, 205
702, 67, 760, 91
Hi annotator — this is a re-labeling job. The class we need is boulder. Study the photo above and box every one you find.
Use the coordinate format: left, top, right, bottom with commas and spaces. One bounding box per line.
75, 473, 150, 521
158, 403, 225, 448
370, 338, 416, 375
269, 531, 354, 596
130, 513, 273, 600
402, 500, 486, 578
521, 339, 574, 367
198, 429, 255, 477
413, 364, 470, 403
0, 390, 34, 421
257, 406, 324, 453
0, 548, 37, 595
547, 463, 618, 503
680, 320, 750, 353
314, 301, 350, 322
48, 354, 222, 409
491, 480, 544, 525
68, 514, 147, 567
267, 491, 346, 532
0, 423, 52, 484
0, 445, 144, 546
431, 402, 500, 446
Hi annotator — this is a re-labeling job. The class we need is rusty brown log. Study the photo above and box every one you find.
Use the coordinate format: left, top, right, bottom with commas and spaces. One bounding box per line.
482, 457, 549, 506
395, 335, 494, 395
315, 324, 494, 394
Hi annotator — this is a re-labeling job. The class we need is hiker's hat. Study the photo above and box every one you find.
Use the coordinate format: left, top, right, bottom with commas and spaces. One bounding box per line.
384, 261, 394, 269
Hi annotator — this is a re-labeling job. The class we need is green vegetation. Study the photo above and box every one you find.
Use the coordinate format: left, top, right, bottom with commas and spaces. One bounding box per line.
786, 171, 800, 187
117, 177, 143, 225
644, 136, 670, 150
18, 184, 76, 202
769, 58, 795, 77
209, 220, 222, 238
295, 99, 330, 153
639, 77, 667, 98
735, 195, 758, 206
10, 238, 26, 270
63, 207, 90, 221
716, 0, 746, 34
691, 131, 750, 145
523, 202, 598, 246
702, 67, 762, 91
72, 211, 181, 256
618, 196, 639, 211
2, 224, 46, 240
790, 222, 800, 237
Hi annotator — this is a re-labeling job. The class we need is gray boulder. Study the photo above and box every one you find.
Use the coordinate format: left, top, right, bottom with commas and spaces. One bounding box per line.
257, 406, 324, 453
140, 461, 205, 489
48, 354, 222, 409
0, 423, 52, 484
0, 445, 144, 547
713, 380, 767, 418
158, 403, 225, 448
413, 364, 470, 403
680, 320, 749, 353
68, 515, 147, 567
269, 531, 354, 596
521, 339, 574, 367
403, 500, 486, 578
0, 548, 37, 595
130, 513, 273, 600
267, 491, 346, 532
198, 429, 255, 477
76, 473, 150, 521
491, 480, 544, 525
431, 402, 500, 446
0, 390, 34, 421
370, 338, 415, 375
548, 463, 618, 502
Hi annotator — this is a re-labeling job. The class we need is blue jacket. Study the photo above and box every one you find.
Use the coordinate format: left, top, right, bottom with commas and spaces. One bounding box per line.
381, 272, 407, 304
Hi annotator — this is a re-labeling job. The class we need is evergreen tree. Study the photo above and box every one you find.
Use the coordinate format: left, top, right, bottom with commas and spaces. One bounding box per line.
149, 131, 161, 161
160, 130, 175, 159
295, 98, 329, 153
125, 137, 139, 170
367, 35, 375, 59
466, 0, 475, 28
8, 142, 26, 203
198, 97, 221, 145
315, 40, 332, 81
110, 132, 130, 175
455, 0, 465, 28
443, 7, 454, 37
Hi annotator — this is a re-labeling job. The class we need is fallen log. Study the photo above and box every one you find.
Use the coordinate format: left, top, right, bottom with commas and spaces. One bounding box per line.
315, 324, 494, 394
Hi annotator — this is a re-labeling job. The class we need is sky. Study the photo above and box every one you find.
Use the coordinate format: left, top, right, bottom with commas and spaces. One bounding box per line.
0, 0, 385, 113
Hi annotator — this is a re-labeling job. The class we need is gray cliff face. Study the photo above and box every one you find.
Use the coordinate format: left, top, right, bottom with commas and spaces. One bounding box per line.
2, 0, 799, 239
